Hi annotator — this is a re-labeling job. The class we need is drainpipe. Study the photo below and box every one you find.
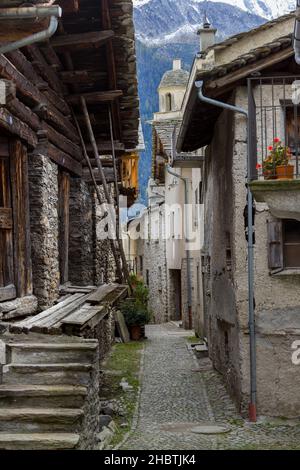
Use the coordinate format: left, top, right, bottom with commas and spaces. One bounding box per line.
166, 165, 193, 330
294, 1, 300, 64
195, 80, 257, 423
0, 6, 62, 54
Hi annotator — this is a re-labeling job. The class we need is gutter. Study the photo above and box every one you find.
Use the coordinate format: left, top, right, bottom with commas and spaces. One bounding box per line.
166, 165, 193, 330
294, 1, 300, 64
0, 6, 62, 54
195, 80, 257, 423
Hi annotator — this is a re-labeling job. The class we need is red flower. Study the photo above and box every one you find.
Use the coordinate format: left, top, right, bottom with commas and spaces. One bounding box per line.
256, 163, 262, 170
274, 137, 280, 143
268, 146, 273, 151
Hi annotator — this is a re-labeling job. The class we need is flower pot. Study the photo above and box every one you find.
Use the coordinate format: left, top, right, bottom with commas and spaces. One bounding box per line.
129, 325, 143, 341
263, 169, 276, 180
276, 165, 294, 180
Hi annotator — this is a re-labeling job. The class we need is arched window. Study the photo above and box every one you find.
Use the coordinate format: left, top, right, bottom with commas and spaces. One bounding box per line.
166, 93, 172, 112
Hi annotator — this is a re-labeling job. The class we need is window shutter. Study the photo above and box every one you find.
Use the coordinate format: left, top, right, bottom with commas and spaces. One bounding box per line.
267, 220, 283, 272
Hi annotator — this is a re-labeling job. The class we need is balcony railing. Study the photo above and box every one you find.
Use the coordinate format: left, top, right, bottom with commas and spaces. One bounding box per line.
248, 76, 300, 181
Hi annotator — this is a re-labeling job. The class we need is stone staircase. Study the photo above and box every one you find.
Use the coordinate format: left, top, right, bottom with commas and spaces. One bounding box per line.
0, 337, 99, 450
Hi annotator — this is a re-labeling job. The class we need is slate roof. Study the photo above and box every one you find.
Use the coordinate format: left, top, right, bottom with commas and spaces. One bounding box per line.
159, 69, 189, 88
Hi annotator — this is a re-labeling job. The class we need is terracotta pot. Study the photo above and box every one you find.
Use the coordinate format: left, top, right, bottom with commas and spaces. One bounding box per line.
276, 165, 294, 180
129, 325, 142, 341
263, 169, 276, 180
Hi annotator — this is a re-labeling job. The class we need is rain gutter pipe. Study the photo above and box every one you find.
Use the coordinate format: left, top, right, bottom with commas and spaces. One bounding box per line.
166, 165, 193, 330
195, 80, 257, 422
294, 1, 300, 65
0, 6, 62, 54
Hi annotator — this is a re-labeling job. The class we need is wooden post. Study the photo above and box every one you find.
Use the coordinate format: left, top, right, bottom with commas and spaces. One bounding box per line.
10, 140, 32, 297
58, 171, 70, 284
80, 97, 131, 288
72, 110, 124, 282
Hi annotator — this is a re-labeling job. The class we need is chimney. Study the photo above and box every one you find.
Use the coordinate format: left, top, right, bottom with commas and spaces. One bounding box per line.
197, 17, 217, 53
173, 59, 182, 71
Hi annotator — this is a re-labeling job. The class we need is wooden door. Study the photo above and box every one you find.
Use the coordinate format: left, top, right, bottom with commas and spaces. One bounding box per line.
0, 137, 15, 301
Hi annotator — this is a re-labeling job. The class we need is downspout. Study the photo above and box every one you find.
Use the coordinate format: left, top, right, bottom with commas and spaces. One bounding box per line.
294, 1, 300, 64
0, 6, 62, 54
195, 80, 257, 423
166, 165, 193, 330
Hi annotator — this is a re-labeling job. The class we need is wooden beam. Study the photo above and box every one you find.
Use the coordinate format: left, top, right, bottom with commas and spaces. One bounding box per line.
83, 158, 113, 168
67, 90, 123, 105
25, 45, 64, 96
10, 140, 33, 297
0, 54, 78, 142
205, 48, 294, 94
41, 121, 83, 162
83, 167, 115, 184
51, 30, 114, 51
0, 107, 37, 148
33, 142, 82, 176
86, 140, 124, 153
58, 0, 79, 14
58, 171, 70, 284
59, 70, 105, 84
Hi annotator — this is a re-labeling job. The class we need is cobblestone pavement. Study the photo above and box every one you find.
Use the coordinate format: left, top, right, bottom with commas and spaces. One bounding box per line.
123, 323, 300, 450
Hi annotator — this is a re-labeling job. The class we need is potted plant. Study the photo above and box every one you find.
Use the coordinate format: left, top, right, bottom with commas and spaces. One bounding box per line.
262, 138, 294, 180
121, 275, 151, 340
120, 298, 151, 340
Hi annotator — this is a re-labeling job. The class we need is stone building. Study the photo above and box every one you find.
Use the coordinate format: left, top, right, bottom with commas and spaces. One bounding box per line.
124, 59, 204, 328
0, 0, 140, 449
177, 13, 300, 417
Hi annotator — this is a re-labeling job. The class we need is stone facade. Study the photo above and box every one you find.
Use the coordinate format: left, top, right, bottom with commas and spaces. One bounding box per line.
28, 154, 60, 310
69, 179, 95, 286
202, 86, 300, 417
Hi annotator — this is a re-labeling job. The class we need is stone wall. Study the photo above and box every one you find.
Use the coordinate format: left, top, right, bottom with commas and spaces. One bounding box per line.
69, 179, 95, 286
28, 154, 60, 310
202, 99, 242, 404
204, 86, 300, 417
94, 185, 117, 285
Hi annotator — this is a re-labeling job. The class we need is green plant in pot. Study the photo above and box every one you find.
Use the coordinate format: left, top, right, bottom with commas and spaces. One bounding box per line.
121, 275, 151, 340
262, 138, 294, 180
120, 299, 151, 340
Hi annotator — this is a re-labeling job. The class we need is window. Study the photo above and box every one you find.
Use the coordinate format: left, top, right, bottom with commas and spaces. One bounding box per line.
225, 231, 232, 272
146, 269, 149, 286
268, 219, 300, 271
166, 93, 172, 112
139, 256, 143, 273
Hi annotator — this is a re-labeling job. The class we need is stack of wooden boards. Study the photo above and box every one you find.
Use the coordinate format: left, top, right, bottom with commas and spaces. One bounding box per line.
10, 284, 128, 336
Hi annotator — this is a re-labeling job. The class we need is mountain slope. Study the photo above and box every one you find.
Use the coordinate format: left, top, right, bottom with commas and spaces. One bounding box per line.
133, 0, 294, 204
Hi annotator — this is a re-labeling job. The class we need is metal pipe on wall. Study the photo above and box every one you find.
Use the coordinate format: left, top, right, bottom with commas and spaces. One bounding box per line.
195, 80, 257, 422
0, 6, 62, 55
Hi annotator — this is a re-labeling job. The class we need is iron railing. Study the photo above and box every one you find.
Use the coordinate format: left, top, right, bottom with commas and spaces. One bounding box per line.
248, 76, 300, 180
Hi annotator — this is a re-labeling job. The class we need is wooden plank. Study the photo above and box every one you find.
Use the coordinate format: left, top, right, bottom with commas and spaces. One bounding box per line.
86, 284, 118, 304
85, 141, 124, 154
51, 30, 114, 51
58, 171, 70, 285
0, 284, 16, 302
0, 208, 12, 229
62, 304, 105, 326
25, 45, 64, 96
42, 121, 83, 161
15, 293, 85, 328
83, 167, 115, 184
115, 310, 130, 343
10, 140, 32, 297
66, 90, 123, 105
40, 293, 91, 330
0, 151, 14, 289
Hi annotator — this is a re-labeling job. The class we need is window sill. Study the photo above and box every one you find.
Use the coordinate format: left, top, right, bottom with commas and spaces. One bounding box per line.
272, 269, 300, 276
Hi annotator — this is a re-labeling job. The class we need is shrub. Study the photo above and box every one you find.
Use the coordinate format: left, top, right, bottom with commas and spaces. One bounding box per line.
120, 298, 151, 327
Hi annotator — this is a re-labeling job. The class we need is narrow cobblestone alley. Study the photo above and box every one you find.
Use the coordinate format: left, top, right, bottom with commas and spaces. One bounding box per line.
122, 324, 300, 450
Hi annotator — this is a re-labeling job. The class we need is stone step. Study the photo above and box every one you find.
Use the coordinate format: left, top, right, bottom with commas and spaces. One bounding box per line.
0, 433, 79, 450
0, 384, 87, 408
6, 342, 98, 365
0, 408, 83, 432
3, 363, 93, 386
